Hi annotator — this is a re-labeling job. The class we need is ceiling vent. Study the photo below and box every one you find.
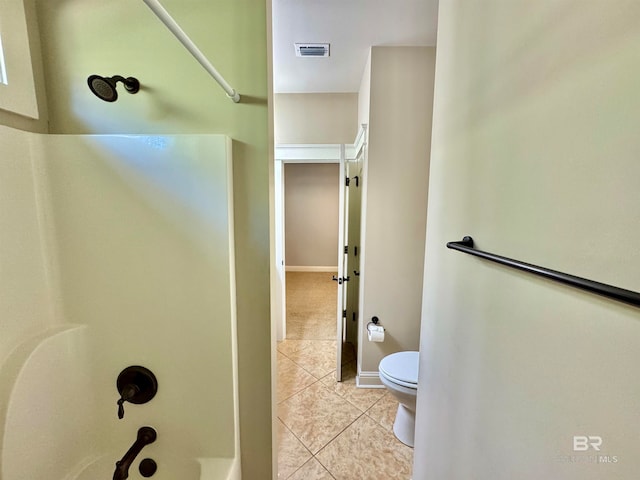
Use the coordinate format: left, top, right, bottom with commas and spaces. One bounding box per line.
295, 43, 330, 58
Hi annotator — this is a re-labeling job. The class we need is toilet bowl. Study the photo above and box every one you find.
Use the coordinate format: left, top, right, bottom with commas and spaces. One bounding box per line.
378, 351, 419, 447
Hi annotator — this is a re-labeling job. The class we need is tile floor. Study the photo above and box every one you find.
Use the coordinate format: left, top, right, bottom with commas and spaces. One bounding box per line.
277, 272, 413, 479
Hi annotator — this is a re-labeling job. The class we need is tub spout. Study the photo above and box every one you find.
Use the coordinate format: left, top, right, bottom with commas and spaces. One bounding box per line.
113, 426, 157, 480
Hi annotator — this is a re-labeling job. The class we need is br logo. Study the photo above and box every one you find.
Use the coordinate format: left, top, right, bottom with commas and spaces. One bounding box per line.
573, 436, 603, 451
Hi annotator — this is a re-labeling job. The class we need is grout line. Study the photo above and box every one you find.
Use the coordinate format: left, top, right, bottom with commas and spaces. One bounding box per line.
285, 456, 337, 480
284, 461, 305, 480
312, 409, 367, 456
276, 355, 322, 404
280, 343, 338, 380
277, 355, 330, 389
280, 419, 314, 458
311, 456, 338, 480
278, 421, 314, 480
276, 380, 320, 405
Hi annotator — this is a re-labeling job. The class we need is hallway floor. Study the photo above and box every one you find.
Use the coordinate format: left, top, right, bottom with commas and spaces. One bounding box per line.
277, 272, 413, 479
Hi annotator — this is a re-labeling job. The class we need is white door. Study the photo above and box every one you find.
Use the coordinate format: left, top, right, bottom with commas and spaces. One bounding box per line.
335, 145, 348, 381
344, 143, 364, 348
274, 159, 286, 341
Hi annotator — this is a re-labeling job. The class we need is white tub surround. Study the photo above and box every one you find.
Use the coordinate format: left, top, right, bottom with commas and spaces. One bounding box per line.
0, 126, 240, 480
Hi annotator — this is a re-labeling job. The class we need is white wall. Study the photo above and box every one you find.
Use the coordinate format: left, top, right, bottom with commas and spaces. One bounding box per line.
358, 47, 436, 377
42, 134, 237, 463
0, 127, 78, 480
0, 127, 56, 365
284, 163, 339, 268
2, 325, 98, 480
274, 93, 358, 144
414, 2, 640, 479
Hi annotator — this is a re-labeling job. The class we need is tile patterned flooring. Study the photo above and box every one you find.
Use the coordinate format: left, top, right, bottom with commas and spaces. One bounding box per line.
277, 272, 413, 479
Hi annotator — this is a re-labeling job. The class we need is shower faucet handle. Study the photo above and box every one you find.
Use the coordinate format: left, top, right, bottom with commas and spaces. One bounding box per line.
117, 383, 140, 419
116, 366, 158, 419
117, 399, 125, 419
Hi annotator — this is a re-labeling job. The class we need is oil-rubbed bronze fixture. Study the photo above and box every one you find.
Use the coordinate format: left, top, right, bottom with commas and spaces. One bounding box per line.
116, 366, 158, 419
139, 458, 158, 477
87, 74, 140, 102
113, 426, 157, 480
446, 236, 640, 308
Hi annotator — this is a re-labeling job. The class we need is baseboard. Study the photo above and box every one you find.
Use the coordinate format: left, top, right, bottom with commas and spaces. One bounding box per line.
285, 266, 338, 272
356, 371, 384, 388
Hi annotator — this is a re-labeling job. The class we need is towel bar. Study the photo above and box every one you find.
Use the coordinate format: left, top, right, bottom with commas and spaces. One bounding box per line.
447, 236, 640, 308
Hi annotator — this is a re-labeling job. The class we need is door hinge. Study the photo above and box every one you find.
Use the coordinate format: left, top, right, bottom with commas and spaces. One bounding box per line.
345, 176, 350, 186
342, 309, 347, 318
344, 245, 348, 254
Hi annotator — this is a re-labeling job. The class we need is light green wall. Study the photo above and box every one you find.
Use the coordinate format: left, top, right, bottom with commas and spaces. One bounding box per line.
32, 1, 272, 477
415, 2, 640, 478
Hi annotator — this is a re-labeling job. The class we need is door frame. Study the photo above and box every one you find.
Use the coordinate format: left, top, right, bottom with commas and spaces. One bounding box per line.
336, 144, 347, 380
273, 141, 365, 383
273, 144, 344, 342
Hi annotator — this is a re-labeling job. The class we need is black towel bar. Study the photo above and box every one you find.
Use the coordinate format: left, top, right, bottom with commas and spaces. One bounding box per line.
446, 236, 640, 308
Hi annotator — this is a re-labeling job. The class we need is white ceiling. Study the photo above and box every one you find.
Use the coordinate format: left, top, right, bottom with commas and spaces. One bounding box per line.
272, 0, 439, 93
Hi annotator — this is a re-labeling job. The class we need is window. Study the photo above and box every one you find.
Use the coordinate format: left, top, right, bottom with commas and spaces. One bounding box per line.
0, 33, 8, 85
0, 0, 39, 118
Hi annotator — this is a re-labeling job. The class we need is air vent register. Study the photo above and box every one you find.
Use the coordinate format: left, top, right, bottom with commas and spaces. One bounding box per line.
294, 43, 330, 57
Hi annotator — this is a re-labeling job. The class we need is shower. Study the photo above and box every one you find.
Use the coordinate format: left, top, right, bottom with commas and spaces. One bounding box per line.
87, 75, 140, 102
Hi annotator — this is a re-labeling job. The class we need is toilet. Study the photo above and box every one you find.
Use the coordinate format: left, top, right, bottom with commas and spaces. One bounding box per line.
378, 351, 419, 447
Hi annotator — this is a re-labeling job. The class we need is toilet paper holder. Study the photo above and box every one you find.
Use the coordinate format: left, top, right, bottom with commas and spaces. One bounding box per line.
367, 316, 385, 332
367, 316, 385, 342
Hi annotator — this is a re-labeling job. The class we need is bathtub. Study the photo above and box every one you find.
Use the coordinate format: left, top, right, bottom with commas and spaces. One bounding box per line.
1, 325, 241, 480
65, 453, 241, 480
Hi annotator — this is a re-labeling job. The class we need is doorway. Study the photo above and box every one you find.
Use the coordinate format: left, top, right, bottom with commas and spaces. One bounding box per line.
274, 145, 341, 353
283, 160, 340, 364
273, 137, 366, 381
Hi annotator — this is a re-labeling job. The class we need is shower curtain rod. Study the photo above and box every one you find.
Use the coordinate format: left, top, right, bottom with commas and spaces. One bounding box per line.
142, 0, 241, 103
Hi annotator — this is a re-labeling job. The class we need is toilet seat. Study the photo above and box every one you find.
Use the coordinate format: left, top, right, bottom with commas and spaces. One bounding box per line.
379, 351, 419, 389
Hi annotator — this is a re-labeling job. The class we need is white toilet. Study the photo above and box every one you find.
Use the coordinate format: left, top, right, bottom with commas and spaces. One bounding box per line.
378, 351, 419, 447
